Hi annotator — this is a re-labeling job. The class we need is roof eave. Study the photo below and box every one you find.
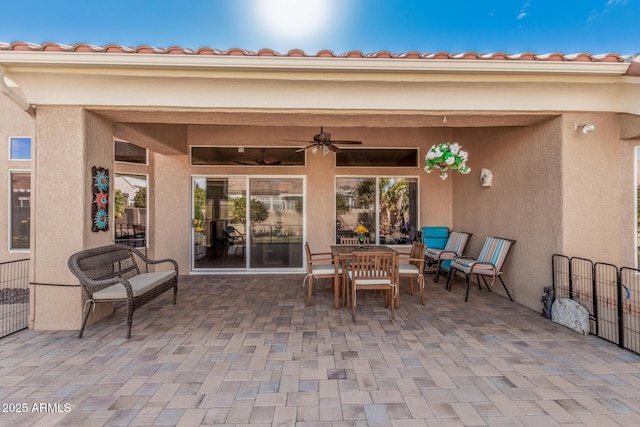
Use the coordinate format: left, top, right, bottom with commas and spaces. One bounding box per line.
0, 51, 631, 76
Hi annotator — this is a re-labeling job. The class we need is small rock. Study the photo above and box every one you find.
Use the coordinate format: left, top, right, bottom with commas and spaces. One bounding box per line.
551, 298, 590, 335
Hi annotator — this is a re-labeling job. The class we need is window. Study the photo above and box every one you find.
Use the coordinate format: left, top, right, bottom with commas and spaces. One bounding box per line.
336, 148, 418, 167
114, 174, 147, 247
9, 137, 31, 160
10, 172, 30, 250
191, 147, 305, 166
336, 176, 418, 245
115, 140, 147, 164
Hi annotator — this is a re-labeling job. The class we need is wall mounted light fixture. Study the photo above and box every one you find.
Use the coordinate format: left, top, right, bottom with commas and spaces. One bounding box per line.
480, 168, 493, 187
574, 123, 596, 134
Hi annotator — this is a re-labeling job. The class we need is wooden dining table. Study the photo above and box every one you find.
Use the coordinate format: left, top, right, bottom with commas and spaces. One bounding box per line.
330, 245, 397, 309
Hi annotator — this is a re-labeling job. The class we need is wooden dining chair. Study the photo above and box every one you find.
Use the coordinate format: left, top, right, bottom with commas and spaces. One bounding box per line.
398, 241, 426, 305
347, 251, 398, 323
303, 242, 340, 306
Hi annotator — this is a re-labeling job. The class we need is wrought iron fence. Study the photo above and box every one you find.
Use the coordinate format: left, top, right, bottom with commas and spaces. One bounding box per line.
552, 254, 640, 354
0, 258, 30, 338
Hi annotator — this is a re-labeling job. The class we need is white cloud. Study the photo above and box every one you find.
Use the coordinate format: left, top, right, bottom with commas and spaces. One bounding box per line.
517, 2, 530, 20
590, 0, 629, 22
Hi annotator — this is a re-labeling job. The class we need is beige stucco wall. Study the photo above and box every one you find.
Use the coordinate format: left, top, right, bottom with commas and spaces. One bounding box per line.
165, 124, 453, 261
452, 118, 564, 310
561, 113, 628, 266
31, 107, 114, 330
153, 153, 191, 269
0, 91, 33, 262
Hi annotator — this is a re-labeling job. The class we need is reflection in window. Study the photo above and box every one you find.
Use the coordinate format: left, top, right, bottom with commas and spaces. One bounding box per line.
10, 172, 30, 250
336, 177, 418, 245
114, 174, 147, 247
9, 137, 31, 160
191, 147, 305, 166
249, 178, 304, 269
115, 140, 147, 164
336, 148, 418, 167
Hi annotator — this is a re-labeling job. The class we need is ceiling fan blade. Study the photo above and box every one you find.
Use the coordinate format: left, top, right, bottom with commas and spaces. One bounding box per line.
331, 140, 362, 144
327, 144, 341, 153
234, 161, 253, 165
296, 144, 317, 152
284, 138, 312, 143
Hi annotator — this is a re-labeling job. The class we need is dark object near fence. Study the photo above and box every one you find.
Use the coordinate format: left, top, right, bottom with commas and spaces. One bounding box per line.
68, 245, 178, 339
541, 285, 554, 319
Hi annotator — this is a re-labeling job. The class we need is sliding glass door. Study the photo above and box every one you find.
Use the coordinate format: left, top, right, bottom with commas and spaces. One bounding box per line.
192, 176, 304, 271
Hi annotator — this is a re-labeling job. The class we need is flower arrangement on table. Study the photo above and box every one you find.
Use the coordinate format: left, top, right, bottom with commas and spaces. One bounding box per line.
353, 224, 369, 246
424, 142, 471, 180
193, 218, 205, 245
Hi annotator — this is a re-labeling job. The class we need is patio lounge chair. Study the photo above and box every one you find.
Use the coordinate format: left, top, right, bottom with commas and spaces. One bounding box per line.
398, 241, 426, 305
425, 231, 472, 283
303, 242, 340, 306
446, 236, 516, 302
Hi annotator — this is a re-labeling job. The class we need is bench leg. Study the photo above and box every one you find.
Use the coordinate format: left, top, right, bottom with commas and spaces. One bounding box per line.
173, 285, 178, 305
126, 301, 134, 339
78, 299, 94, 339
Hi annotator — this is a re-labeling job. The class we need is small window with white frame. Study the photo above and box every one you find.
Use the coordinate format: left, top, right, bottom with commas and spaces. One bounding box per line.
9, 137, 31, 160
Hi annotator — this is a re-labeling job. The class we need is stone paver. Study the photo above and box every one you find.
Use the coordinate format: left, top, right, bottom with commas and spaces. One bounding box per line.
1, 273, 640, 426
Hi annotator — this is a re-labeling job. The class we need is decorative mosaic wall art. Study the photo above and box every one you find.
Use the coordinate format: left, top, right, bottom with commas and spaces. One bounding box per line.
92, 166, 109, 232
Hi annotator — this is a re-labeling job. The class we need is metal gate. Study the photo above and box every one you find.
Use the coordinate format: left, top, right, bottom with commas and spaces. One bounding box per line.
0, 259, 30, 338
552, 254, 640, 355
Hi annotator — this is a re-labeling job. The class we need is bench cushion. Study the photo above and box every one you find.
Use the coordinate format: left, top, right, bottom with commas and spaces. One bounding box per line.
92, 270, 177, 301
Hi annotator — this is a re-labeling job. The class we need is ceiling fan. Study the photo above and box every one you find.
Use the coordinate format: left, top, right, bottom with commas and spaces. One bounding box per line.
285, 127, 362, 154
234, 148, 282, 166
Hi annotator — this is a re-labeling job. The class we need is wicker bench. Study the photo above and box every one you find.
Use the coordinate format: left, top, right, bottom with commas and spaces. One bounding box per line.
68, 244, 178, 339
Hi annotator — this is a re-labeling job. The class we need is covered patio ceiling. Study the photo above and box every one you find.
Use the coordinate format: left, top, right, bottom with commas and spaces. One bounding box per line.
98, 108, 557, 127
100, 108, 558, 155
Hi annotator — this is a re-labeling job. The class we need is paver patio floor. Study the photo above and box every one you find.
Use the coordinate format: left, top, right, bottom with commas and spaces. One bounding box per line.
1, 273, 640, 426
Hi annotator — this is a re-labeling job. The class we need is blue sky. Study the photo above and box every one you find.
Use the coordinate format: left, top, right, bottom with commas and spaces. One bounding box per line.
1, 0, 639, 54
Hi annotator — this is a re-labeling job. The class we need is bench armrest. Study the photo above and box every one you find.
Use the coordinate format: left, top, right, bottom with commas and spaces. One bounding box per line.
126, 246, 179, 273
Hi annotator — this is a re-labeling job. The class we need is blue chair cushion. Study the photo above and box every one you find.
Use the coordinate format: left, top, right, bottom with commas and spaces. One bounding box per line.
421, 226, 449, 250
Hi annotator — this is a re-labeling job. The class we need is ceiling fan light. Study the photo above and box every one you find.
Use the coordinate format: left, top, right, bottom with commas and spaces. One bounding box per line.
322, 145, 330, 156
311, 146, 319, 154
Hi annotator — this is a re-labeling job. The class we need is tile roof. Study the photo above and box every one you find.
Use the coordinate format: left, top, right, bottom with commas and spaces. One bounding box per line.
0, 41, 631, 63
